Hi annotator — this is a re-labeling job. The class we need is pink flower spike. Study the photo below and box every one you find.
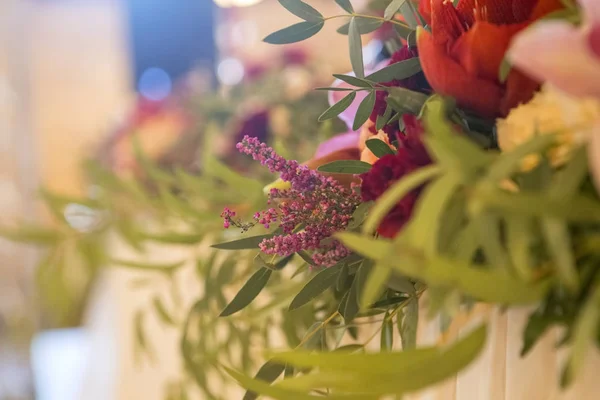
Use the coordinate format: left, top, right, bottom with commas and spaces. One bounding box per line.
509, 21, 600, 98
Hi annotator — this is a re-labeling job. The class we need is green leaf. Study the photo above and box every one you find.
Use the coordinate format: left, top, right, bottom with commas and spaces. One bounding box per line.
332, 74, 373, 88
337, 18, 383, 35
220, 267, 273, 316
381, 312, 394, 351
279, 0, 323, 21
386, 87, 429, 115
399, 0, 418, 28
211, 234, 273, 250
315, 86, 354, 91
0, 225, 62, 245
365, 138, 395, 159
353, 91, 376, 130
335, 0, 354, 13
399, 296, 418, 350
339, 233, 549, 305
347, 201, 373, 229
112, 259, 185, 274
393, 23, 414, 39
289, 264, 343, 310
348, 17, 365, 78
366, 58, 422, 83
542, 218, 579, 293
243, 360, 286, 400
361, 263, 391, 310
384, 0, 406, 20
317, 160, 372, 174
505, 216, 536, 282
375, 105, 393, 131
140, 232, 204, 245
336, 263, 350, 292
363, 165, 442, 234
271, 325, 487, 395
521, 309, 554, 356
264, 21, 325, 44
318, 91, 357, 122
562, 281, 600, 387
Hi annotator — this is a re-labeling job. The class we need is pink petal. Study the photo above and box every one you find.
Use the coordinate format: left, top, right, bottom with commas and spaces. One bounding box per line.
314, 131, 361, 159
580, 0, 600, 25
588, 121, 600, 195
509, 21, 600, 98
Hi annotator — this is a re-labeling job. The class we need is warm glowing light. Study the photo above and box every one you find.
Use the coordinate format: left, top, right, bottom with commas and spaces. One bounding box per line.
213, 0, 265, 8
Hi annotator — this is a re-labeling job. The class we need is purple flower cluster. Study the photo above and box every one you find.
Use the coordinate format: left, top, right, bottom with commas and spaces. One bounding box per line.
222, 136, 360, 267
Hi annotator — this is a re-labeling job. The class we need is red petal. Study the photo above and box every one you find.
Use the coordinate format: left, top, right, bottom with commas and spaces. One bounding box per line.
500, 69, 540, 116
429, 0, 468, 44
418, 0, 432, 25
452, 21, 527, 82
456, 0, 538, 24
418, 28, 503, 118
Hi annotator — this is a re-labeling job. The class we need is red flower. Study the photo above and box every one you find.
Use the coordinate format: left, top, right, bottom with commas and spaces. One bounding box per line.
417, 0, 564, 118
360, 115, 429, 238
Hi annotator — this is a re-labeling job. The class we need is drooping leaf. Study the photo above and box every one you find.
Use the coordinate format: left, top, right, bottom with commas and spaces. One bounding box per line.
562, 282, 600, 387
335, 0, 354, 13
271, 325, 487, 395
318, 91, 357, 122
399, 0, 418, 28
365, 138, 395, 158
375, 105, 393, 131
348, 17, 365, 78
332, 74, 373, 88
264, 21, 325, 44
220, 267, 273, 316
353, 91, 376, 130
152, 296, 177, 326
140, 231, 205, 245
289, 264, 343, 310
211, 234, 273, 250
360, 263, 391, 310
541, 218, 579, 293
0, 225, 62, 245
317, 160, 372, 174
386, 87, 429, 115
337, 18, 383, 35
366, 58, 422, 83
112, 259, 185, 275
243, 360, 286, 400
347, 201, 373, 230
399, 296, 418, 350
384, 0, 406, 19
279, 0, 324, 21
381, 311, 394, 351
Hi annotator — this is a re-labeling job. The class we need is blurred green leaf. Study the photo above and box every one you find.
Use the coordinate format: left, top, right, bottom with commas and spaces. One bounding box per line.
347, 201, 373, 230
140, 231, 204, 245
337, 18, 383, 35
243, 360, 286, 400
361, 263, 390, 310
220, 267, 273, 316
562, 281, 600, 387
384, 0, 406, 19
317, 160, 372, 174
542, 218, 579, 293
366, 58, 422, 83
0, 225, 62, 245
386, 87, 429, 117
318, 91, 357, 122
381, 311, 394, 351
112, 259, 185, 274
212, 234, 273, 250
335, 0, 354, 13
279, 0, 323, 21
264, 21, 325, 44
332, 74, 373, 88
375, 105, 393, 131
399, 296, 418, 350
348, 17, 365, 78
153, 296, 177, 326
353, 91, 376, 130
271, 325, 487, 394
289, 264, 343, 310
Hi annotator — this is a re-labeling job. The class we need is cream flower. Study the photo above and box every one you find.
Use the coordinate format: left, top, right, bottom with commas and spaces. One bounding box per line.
496, 85, 600, 169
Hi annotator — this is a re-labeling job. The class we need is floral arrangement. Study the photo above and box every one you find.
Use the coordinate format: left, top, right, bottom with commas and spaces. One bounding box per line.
5, 0, 600, 398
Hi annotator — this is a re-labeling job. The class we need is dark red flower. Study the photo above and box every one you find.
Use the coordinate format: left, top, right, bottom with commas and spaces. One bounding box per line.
234, 110, 270, 144
360, 115, 429, 238
369, 46, 430, 133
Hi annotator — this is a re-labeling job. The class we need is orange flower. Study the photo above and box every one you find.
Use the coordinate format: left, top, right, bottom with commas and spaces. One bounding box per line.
417, 0, 563, 118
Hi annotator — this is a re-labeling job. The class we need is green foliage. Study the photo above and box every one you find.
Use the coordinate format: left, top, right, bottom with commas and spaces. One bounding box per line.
317, 160, 372, 174
220, 267, 273, 317
264, 21, 325, 45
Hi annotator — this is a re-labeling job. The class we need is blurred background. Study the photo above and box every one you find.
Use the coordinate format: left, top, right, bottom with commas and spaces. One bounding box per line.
0, 0, 381, 398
